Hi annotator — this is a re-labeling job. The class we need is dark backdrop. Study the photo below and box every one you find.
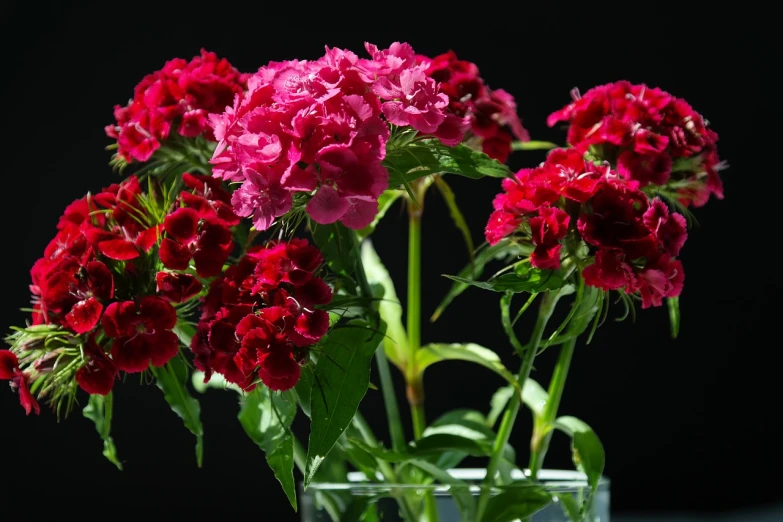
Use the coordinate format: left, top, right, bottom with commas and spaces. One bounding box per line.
1, 3, 780, 520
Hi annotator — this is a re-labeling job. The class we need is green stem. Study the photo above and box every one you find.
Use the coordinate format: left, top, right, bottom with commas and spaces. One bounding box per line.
476, 292, 558, 520
376, 347, 406, 453
407, 204, 426, 439
529, 336, 576, 479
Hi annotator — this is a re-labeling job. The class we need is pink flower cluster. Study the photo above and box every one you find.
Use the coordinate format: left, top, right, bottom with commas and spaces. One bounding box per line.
548, 81, 723, 206
106, 50, 247, 163
192, 239, 332, 391
417, 51, 529, 163
486, 148, 687, 308
209, 42, 468, 231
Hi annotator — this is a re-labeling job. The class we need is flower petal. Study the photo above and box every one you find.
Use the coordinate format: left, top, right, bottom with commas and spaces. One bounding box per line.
164, 207, 200, 242
98, 239, 140, 261
306, 185, 350, 225
65, 297, 104, 334
159, 238, 192, 270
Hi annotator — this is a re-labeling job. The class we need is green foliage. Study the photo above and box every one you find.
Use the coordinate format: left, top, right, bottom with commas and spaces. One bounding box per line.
554, 416, 606, 517
479, 485, 552, 522
311, 221, 360, 282
305, 323, 384, 486
433, 176, 475, 266
384, 140, 512, 188
238, 388, 298, 510
361, 240, 408, 371
152, 357, 204, 467
415, 343, 518, 390
511, 140, 560, 151
405, 460, 476, 521
433, 240, 531, 321
444, 263, 565, 295
82, 393, 122, 470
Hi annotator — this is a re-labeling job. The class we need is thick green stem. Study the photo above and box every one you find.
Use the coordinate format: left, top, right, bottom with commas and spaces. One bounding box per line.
476, 292, 558, 520
529, 336, 576, 479
407, 204, 426, 439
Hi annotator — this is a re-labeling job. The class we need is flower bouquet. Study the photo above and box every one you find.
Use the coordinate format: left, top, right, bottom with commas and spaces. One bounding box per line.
1, 43, 724, 522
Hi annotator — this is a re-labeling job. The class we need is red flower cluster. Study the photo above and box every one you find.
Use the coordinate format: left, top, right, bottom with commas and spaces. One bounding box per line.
4, 173, 236, 413
417, 51, 529, 163
106, 50, 247, 163
159, 173, 238, 278
192, 239, 332, 391
547, 81, 723, 206
211, 42, 469, 232
485, 148, 687, 307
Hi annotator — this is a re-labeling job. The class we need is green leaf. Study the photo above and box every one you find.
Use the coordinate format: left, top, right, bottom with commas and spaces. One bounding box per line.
191, 370, 243, 394
522, 378, 549, 419
487, 386, 514, 428
357, 189, 404, 240
82, 393, 122, 470
238, 387, 298, 510
553, 416, 605, 492
434, 176, 475, 267
444, 264, 564, 295
340, 497, 374, 522
415, 343, 518, 391
348, 438, 409, 463
152, 357, 204, 467
555, 492, 583, 522
295, 365, 315, 418
406, 460, 476, 521
480, 485, 552, 522
311, 221, 359, 279
173, 321, 196, 347
361, 240, 408, 371
511, 140, 561, 151
384, 140, 511, 188
305, 322, 384, 486
341, 439, 382, 480
667, 296, 680, 339
433, 240, 530, 321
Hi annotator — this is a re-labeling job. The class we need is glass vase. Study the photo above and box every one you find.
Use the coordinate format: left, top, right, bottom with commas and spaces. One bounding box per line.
301, 469, 610, 521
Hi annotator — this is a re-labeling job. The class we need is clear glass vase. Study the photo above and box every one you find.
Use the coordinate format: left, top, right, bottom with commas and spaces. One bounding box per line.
301, 469, 610, 521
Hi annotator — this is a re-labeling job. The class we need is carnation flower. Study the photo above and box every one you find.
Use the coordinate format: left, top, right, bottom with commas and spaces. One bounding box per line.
106, 50, 247, 163
485, 147, 688, 307
417, 50, 528, 162
192, 239, 331, 391
0, 350, 40, 415
548, 81, 724, 206
209, 42, 468, 232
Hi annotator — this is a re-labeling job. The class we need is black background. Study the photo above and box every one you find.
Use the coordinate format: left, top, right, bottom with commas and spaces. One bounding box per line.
1, 3, 780, 520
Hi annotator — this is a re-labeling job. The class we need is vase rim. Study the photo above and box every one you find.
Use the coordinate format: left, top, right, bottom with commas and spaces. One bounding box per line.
305, 468, 610, 492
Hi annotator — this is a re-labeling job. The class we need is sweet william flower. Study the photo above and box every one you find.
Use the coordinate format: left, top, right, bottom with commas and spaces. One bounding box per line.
529, 206, 570, 270
235, 307, 301, 391
0, 350, 40, 415
102, 297, 179, 373
75, 338, 118, 396
156, 271, 203, 303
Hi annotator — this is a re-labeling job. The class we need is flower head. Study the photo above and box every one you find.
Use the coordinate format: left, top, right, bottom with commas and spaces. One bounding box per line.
192, 239, 331, 391
107, 50, 247, 163
548, 81, 724, 206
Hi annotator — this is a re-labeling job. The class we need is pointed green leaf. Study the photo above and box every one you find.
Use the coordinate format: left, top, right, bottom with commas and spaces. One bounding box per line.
82, 393, 122, 470
407, 460, 476, 521
305, 323, 384, 486
480, 485, 552, 522
239, 387, 298, 510
434, 176, 475, 266
443, 264, 564, 295
433, 240, 530, 321
667, 296, 680, 339
553, 416, 605, 492
357, 189, 404, 240
152, 357, 204, 467
384, 140, 512, 188
347, 438, 409, 462
522, 378, 549, 419
311, 221, 360, 279
415, 343, 518, 391
361, 240, 408, 370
